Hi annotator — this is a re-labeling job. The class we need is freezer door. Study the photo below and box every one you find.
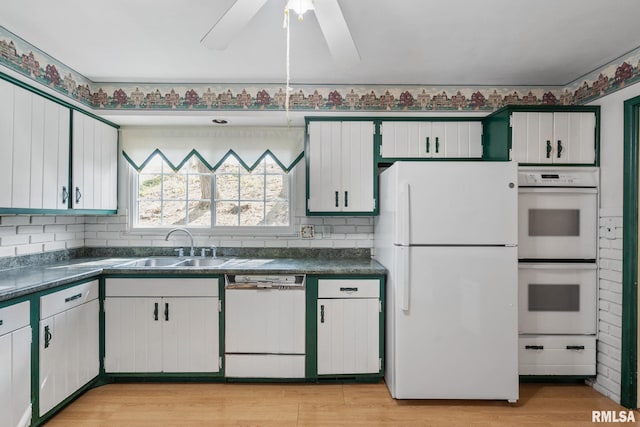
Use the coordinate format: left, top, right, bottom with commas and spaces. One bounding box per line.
391, 246, 518, 400
391, 161, 517, 245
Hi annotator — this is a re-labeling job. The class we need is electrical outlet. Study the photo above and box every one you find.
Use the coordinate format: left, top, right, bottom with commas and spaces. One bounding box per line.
300, 225, 314, 239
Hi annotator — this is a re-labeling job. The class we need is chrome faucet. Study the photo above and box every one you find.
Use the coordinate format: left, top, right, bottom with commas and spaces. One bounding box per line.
165, 228, 195, 257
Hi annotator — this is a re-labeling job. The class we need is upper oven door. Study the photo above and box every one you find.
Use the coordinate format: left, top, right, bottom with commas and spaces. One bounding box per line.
518, 187, 598, 260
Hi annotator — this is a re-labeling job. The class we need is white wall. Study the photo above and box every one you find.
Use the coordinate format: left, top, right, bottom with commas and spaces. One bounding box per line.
588, 83, 640, 402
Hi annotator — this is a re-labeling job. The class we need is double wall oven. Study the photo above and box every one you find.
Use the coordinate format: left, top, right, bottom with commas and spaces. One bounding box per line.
517, 167, 598, 376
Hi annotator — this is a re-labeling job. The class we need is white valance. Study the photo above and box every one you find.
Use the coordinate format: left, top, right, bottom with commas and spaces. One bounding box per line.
121, 126, 305, 172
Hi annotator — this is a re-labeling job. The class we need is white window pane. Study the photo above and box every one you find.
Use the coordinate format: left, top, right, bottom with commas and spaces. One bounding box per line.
240, 175, 265, 200
216, 201, 239, 226
240, 202, 265, 226
138, 200, 162, 226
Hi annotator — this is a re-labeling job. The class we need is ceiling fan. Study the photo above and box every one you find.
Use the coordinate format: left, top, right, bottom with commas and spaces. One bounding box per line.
200, 0, 360, 68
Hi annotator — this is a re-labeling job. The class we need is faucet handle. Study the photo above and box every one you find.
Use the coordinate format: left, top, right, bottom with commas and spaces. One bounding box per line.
200, 248, 210, 257
174, 248, 184, 257
210, 245, 218, 258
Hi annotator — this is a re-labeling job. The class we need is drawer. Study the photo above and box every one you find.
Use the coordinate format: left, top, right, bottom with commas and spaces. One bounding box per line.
519, 335, 595, 376
318, 279, 379, 298
106, 278, 219, 297
0, 301, 30, 336
41, 280, 99, 319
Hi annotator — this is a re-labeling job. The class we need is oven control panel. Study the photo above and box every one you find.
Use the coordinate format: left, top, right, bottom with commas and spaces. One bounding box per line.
518, 167, 599, 187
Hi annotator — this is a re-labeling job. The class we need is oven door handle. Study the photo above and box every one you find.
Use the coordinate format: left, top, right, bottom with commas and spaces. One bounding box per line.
518, 187, 597, 194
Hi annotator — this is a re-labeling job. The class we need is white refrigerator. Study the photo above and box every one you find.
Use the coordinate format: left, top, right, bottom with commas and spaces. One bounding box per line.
374, 161, 519, 401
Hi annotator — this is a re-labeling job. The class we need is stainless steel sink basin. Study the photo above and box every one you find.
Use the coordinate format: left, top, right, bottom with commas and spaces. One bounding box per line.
119, 257, 184, 267
174, 258, 227, 267
117, 257, 227, 268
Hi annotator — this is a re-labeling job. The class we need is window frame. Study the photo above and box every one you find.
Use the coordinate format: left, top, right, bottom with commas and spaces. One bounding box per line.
127, 156, 297, 237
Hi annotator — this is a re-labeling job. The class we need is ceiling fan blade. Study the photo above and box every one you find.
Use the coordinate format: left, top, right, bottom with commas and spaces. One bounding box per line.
201, 0, 269, 50
313, 0, 360, 68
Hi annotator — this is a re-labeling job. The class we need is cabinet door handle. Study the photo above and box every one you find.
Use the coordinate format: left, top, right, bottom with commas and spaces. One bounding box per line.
339, 287, 358, 292
335, 191, 339, 208
344, 191, 348, 207
546, 140, 552, 158
153, 303, 159, 321
426, 137, 430, 153
566, 345, 585, 350
525, 345, 544, 350
435, 137, 440, 153
557, 140, 563, 158
62, 186, 69, 204
75, 187, 82, 203
44, 325, 52, 349
320, 304, 325, 323
165, 303, 169, 321
65, 293, 82, 303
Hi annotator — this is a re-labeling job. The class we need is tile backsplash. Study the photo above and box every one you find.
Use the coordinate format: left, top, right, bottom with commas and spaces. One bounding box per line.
0, 212, 374, 260
0, 215, 85, 258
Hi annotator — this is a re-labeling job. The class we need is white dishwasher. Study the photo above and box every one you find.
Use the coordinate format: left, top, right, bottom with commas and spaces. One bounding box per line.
224, 274, 306, 378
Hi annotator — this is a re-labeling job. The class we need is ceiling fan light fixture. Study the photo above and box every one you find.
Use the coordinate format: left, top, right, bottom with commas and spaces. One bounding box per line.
286, 0, 314, 21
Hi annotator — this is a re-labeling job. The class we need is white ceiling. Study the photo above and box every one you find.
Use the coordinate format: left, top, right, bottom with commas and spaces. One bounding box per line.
2, 0, 640, 86
2, 0, 640, 126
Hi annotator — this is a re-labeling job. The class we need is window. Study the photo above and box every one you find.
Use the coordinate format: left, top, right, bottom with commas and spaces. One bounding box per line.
134, 155, 291, 229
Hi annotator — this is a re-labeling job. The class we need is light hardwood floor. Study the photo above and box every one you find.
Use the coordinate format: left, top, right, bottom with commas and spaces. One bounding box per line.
46, 382, 637, 426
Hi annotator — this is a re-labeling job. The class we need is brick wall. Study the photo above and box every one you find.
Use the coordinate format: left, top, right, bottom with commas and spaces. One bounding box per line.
591, 213, 623, 403
0, 215, 85, 257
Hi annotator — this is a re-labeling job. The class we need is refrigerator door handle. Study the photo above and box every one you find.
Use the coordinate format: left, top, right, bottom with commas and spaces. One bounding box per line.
399, 246, 410, 311
398, 181, 411, 245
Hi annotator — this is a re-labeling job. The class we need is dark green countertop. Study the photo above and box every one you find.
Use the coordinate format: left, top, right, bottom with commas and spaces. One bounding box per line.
0, 257, 386, 302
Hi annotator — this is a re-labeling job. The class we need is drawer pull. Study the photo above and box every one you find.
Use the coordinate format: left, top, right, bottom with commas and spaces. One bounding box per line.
339, 287, 358, 292
65, 293, 82, 303
525, 345, 544, 350
566, 345, 585, 350
44, 325, 52, 349
320, 304, 325, 323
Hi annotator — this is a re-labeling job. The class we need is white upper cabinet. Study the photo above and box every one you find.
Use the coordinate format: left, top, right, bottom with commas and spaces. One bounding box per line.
380, 121, 483, 159
511, 112, 596, 164
0, 79, 70, 210
307, 121, 376, 214
72, 111, 118, 210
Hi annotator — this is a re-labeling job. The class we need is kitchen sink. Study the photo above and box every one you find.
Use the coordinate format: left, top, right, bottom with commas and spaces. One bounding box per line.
117, 257, 227, 268
118, 257, 185, 267
174, 258, 227, 267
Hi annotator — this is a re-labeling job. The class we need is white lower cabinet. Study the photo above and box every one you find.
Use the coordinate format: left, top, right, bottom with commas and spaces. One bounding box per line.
317, 279, 381, 375
104, 278, 220, 373
519, 335, 596, 376
39, 281, 99, 417
0, 301, 31, 427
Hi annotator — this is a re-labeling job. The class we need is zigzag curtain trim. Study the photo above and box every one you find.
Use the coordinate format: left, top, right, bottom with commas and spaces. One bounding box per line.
121, 126, 305, 172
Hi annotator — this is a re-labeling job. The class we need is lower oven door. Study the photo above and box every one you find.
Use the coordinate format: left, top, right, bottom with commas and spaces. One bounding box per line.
518, 263, 597, 334
518, 187, 598, 260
